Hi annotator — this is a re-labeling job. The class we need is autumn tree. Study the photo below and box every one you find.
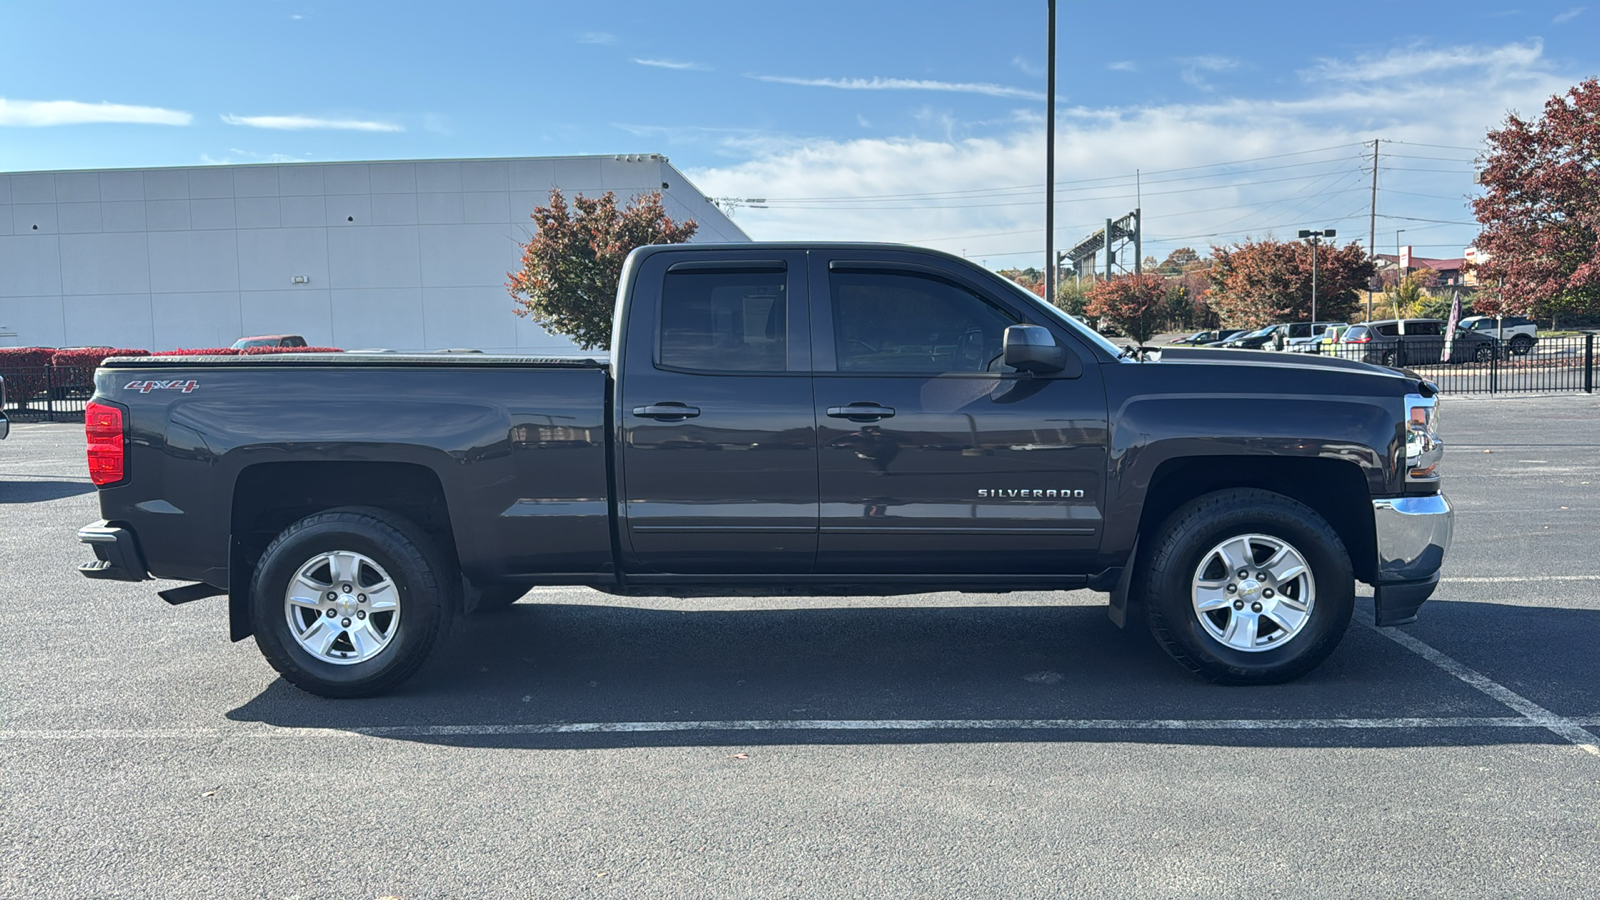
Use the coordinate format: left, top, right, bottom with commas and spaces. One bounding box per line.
1086, 273, 1168, 344
1207, 238, 1374, 327
1160, 247, 1202, 273
1471, 78, 1600, 324
508, 189, 697, 350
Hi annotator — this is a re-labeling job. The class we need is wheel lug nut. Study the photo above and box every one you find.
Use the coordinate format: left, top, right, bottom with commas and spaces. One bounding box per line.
1258, 572, 1269, 580
341, 618, 351, 628
342, 584, 352, 593
325, 608, 336, 618
1237, 569, 1249, 579
326, 592, 337, 600
358, 594, 366, 602
357, 610, 366, 620
1263, 589, 1274, 598
1233, 601, 1244, 610
1226, 584, 1237, 593
1251, 602, 1263, 612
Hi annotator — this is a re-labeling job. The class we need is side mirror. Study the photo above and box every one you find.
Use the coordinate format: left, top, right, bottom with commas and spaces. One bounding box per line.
1003, 324, 1075, 375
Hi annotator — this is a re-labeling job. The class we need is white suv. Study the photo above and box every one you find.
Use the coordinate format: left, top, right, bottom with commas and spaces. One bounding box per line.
1459, 315, 1538, 356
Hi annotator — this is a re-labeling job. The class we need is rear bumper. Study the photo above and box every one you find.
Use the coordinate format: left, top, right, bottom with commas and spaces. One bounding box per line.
78, 521, 149, 581
1370, 494, 1453, 626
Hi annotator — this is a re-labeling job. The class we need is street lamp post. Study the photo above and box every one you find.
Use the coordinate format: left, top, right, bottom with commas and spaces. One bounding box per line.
1394, 229, 1407, 319
1297, 229, 1335, 328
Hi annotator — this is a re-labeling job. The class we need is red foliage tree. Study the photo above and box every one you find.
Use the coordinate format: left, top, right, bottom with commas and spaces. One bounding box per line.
1207, 238, 1373, 327
1471, 78, 1600, 323
1086, 273, 1169, 344
507, 189, 698, 350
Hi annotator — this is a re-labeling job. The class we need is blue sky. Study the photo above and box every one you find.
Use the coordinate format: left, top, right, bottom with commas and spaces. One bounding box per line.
3, 0, 1596, 268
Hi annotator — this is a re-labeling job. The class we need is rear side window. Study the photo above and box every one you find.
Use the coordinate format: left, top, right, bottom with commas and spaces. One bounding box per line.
1409, 321, 1443, 336
659, 269, 788, 372
829, 271, 1018, 374
1376, 323, 1399, 337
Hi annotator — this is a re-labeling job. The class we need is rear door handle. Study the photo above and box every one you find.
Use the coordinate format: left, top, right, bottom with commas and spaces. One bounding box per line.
632, 403, 701, 420
826, 403, 896, 421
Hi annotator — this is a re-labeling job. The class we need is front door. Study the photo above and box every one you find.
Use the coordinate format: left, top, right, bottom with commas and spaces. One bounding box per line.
617, 250, 817, 574
808, 252, 1107, 576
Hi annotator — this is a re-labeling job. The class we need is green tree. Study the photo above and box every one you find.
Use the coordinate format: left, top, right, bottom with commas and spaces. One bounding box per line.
508, 189, 697, 350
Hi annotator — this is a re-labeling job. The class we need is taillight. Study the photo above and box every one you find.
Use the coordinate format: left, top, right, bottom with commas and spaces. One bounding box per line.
1347, 335, 1371, 343
86, 401, 125, 486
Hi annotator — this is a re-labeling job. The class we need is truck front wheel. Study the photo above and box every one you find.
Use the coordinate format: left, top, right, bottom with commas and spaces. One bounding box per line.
1142, 489, 1354, 684
251, 507, 456, 698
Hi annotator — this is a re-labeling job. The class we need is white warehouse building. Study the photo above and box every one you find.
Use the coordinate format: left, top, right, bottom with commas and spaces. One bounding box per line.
0, 154, 747, 353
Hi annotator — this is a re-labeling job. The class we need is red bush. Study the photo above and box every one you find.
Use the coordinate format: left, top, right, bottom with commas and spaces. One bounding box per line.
150, 348, 240, 356
236, 346, 343, 355
0, 347, 55, 405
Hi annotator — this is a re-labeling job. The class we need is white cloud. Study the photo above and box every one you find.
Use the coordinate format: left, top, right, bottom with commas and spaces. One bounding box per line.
751, 75, 1045, 101
1180, 56, 1242, 91
1553, 6, 1585, 22
221, 114, 403, 132
578, 31, 616, 44
1012, 56, 1044, 77
1306, 40, 1545, 82
1108, 60, 1139, 73
0, 97, 191, 127
201, 148, 315, 165
632, 58, 710, 71
686, 41, 1570, 266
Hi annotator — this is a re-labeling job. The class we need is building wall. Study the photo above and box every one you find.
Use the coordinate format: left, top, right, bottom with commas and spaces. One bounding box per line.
0, 155, 746, 353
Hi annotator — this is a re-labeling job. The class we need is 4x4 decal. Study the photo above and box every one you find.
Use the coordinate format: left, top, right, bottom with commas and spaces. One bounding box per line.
125, 379, 199, 394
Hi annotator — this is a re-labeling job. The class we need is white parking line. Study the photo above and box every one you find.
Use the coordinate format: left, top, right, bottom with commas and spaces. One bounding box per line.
1443, 575, 1600, 583
1364, 616, 1600, 756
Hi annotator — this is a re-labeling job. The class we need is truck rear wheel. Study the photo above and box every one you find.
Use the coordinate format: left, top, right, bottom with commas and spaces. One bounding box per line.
251, 507, 456, 698
1141, 489, 1353, 684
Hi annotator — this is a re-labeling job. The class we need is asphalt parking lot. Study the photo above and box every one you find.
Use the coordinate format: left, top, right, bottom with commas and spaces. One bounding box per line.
3, 394, 1598, 898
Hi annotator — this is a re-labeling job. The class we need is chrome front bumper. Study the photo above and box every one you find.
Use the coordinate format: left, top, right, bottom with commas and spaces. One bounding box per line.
1370, 493, 1453, 626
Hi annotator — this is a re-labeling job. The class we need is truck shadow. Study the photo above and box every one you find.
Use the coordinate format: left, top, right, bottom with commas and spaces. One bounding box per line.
227, 597, 1600, 751
0, 479, 96, 503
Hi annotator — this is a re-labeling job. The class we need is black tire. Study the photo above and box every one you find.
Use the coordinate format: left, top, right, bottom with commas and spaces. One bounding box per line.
1142, 488, 1354, 685
251, 506, 456, 698
473, 585, 527, 612
1473, 344, 1494, 364
1380, 349, 1397, 367
1509, 335, 1533, 356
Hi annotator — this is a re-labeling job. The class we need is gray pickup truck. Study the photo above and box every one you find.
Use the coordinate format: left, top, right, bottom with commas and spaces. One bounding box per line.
76, 243, 1453, 697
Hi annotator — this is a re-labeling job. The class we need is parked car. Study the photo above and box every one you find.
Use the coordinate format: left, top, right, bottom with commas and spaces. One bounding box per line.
1338, 319, 1501, 366
231, 334, 308, 350
1168, 329, 1243, 346
1221, 326, 1279, 349
1286, 323, 1349, 353
1459, 315, 1538, 356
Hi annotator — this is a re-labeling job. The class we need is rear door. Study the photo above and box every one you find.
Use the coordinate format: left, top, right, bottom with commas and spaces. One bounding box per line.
807, 250, 1107, 575
616, 249, 817, 574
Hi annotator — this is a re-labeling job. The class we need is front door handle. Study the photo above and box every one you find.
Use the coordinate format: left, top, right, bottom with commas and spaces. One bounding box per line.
826, 403, 896, 421
632, 403, 701, 420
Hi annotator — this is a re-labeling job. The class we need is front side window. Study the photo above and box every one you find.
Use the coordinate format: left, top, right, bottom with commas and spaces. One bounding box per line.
659, 270, 787, 372
830, 271, 1018, 374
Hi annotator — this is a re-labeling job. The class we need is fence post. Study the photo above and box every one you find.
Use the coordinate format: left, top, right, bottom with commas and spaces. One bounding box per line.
1586, 333, 1594, 394
45, 364, 56, 419
1489, 340, 1498, 394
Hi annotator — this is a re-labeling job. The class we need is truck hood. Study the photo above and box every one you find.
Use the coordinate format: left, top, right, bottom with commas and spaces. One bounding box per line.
1150, 346, 1425, 385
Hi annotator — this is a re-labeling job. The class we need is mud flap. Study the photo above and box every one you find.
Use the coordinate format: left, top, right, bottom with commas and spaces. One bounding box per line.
1107, 536, 1140, 629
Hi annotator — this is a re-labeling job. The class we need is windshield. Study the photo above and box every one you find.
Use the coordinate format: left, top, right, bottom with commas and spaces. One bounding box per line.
1241, 326, 1275, 338
999, 278, 1125, 358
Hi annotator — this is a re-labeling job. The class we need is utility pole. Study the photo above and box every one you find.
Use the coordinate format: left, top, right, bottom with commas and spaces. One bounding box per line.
1044, 0, 1056, 305
1367, 139, 1378, 321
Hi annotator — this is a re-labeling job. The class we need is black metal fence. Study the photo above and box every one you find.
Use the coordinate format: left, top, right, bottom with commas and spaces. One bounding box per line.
1, 365, 96, 422
1316, 333, 1595, 394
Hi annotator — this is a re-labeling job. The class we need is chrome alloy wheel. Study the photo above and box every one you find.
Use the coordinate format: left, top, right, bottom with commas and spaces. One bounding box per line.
284, 551, 401, 665
1191, 533, 1316, 652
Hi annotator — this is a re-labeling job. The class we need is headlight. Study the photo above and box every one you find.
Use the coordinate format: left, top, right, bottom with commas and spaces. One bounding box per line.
1404, 393, 1442, 484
